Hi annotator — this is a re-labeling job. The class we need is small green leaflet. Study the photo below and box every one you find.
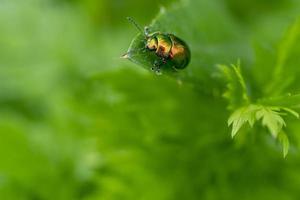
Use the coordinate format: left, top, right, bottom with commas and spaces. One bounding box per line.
227, 105, 258, 137
256, 107, 286, 138
278, 132, 290, 158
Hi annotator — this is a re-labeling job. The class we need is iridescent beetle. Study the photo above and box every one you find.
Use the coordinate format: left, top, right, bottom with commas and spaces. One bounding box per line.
125, 17, 191, 74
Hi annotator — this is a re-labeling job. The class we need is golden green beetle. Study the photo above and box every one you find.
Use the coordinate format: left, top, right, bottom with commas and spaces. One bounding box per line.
127, 17, 191, 74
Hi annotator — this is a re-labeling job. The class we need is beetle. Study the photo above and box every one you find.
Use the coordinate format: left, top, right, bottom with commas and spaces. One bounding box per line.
126, 17, 191, 74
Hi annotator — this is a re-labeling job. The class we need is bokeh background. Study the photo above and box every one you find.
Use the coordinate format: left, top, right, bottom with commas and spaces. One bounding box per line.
1, 0, 300, 199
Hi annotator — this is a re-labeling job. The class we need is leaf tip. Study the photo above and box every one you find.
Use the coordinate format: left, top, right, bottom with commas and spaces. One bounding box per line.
120, 53, 130, 59
159, 6, 166, 14
231, 132, 235, 138
279, 132, 290, 158
283, 145, 289, 158
231, 129, 238, 138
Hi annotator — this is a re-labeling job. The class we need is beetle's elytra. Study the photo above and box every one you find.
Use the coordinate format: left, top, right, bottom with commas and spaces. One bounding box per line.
125, 17, 191, 74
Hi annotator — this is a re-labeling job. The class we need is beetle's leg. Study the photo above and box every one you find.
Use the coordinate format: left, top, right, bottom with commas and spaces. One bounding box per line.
151, 60, 160, 74
172, 66, 179, 72
151, 57, 166, 75
143, 43, 148, 52
152, 60, 160, 72
141, 47, 147, 53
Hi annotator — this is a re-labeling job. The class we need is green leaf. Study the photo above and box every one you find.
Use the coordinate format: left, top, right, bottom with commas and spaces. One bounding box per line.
228, 104, 298, 147
278, 132, 290, 158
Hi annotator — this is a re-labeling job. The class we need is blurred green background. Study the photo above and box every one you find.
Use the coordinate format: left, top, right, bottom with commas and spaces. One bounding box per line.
1, 0, 300, 199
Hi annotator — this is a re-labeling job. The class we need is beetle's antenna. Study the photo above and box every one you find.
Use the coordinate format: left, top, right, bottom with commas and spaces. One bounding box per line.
127, 17, 145, 36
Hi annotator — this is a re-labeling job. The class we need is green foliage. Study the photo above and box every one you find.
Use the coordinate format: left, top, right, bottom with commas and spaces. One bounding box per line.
2, 0, 300, 199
